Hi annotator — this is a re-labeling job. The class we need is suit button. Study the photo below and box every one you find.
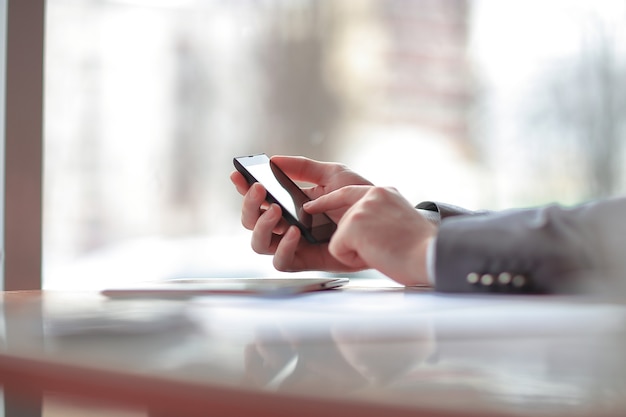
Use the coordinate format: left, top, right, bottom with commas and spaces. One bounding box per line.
498, 272, 512, 285
466, 272, 480, 284
512, 275, 527, 288
480, 274, 494, 286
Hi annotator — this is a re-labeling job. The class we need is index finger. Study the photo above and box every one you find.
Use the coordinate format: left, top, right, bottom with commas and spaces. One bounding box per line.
304, 185, 371, 214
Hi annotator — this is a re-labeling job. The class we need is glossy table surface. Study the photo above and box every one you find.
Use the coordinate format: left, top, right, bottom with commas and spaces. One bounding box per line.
1, 282, 626, 417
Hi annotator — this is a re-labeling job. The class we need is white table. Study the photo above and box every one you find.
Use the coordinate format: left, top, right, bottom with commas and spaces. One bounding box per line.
1, 285, 625, 417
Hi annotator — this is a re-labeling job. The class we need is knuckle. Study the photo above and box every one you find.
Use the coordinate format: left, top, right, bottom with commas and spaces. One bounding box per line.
253, 247, 272, 256
241, 214, 255, 230
329, 163, 354, 180
333, 163, 350, 174
361, 188, 383, 205
347, 205, 369, 224
273, 257, 292, 272
366, 186, 396, 201
250, 241, 264, 254
250, 237, 271, 255
367, 186, 385, 197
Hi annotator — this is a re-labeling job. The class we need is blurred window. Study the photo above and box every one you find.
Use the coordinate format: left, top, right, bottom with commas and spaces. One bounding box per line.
44, 0, 626, 289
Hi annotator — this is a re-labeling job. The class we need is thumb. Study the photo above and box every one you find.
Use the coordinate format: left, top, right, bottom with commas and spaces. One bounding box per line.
270, 155, 329, 185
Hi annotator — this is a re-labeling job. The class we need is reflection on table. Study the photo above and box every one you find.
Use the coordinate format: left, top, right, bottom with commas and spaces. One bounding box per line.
1, 286, 626, 417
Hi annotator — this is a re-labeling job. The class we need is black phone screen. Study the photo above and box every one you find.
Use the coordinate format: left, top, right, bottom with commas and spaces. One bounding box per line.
234, 154, 336, 243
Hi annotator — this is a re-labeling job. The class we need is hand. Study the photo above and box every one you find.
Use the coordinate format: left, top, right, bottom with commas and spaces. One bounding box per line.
230, 155, 373, 273
303, 186, 437, 286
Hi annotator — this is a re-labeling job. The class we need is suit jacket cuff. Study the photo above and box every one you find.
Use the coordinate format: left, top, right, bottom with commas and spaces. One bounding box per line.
416, 202, 487, 284
433, 205, 596, 294
416, 201, 488, 220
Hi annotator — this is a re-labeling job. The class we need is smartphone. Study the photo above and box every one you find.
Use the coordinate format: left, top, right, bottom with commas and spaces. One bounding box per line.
233, 153, 336, 244
101, 277, 349, 299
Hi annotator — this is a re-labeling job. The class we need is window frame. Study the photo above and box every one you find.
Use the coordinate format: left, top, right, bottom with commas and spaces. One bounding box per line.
2, 0, 45, 291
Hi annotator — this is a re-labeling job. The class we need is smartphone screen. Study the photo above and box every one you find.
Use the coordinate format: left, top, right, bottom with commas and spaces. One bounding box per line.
234, 154, 336, 243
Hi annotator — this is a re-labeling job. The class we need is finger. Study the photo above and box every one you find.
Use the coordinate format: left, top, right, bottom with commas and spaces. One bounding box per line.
230, 171, 251, 196
328, 233, 368, 270
327, 210, 369, 270
304, 186, 371, 214
271, 155, 331, 185
251, 204, 283, 254
241, 183, 268, 230
272, 226, 302, 272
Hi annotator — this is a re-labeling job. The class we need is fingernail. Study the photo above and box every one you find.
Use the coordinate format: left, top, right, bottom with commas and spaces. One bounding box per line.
249, 184, 258, 197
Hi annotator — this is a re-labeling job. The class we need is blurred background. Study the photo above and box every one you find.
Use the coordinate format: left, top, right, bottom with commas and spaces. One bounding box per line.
43, 0, 626, 289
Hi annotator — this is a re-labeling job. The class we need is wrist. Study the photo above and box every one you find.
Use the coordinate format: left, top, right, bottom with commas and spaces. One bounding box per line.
412, 236, 435, 286
397, 228, 436, 287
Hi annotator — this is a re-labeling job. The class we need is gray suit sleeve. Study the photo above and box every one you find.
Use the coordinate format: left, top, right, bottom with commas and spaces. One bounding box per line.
431, 197, 626, 295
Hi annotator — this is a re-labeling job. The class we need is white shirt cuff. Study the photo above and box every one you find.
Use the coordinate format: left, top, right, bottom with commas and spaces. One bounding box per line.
426, 237, 437, 285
